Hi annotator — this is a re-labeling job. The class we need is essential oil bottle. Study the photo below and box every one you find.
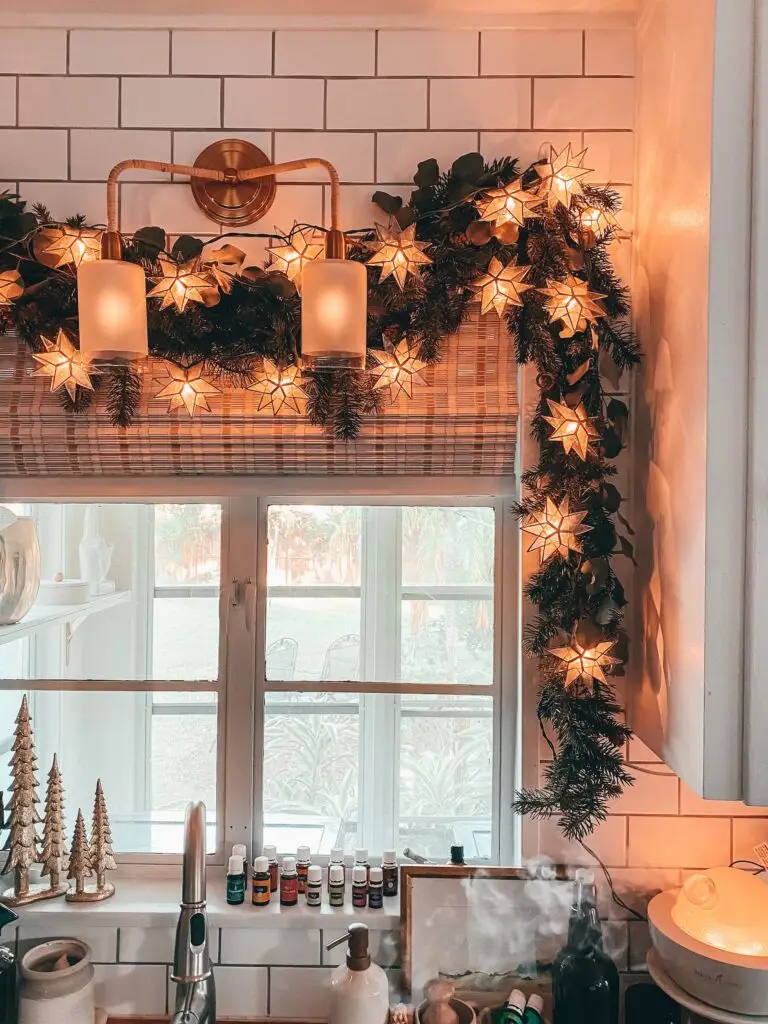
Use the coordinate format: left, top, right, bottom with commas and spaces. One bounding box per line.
252, 855, 271, 907
343, 853, 355, 887
296, 844, 311, 895
263, 844, 279, 893
354, 848, 370, 887
382, 850, 398, 898
352, 866, 368, 908
227, 854, 246, 905
233, 842, 248, 883
306, 864, 322, 907
368, 866, 384, 909
280, 855, 299, 907
329, 847, 344, 892
499, 990, 526, 1024
329, 864, 345, 907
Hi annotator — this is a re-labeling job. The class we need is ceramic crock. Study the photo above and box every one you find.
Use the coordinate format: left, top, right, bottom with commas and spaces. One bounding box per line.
18, 939, 95, 1024
0, 516, 41, 625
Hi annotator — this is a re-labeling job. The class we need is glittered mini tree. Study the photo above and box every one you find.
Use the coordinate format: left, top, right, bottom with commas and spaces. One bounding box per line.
40, 755, 68, 894
90, 780, 116, 898
2, 696, 43, 901
66, 809, 93, 899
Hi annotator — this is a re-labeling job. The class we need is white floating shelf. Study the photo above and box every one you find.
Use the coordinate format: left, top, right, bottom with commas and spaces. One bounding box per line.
0, 590, 131, 648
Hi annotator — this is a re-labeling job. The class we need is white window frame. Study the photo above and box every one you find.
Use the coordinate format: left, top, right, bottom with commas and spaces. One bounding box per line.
0, 474, 519, 866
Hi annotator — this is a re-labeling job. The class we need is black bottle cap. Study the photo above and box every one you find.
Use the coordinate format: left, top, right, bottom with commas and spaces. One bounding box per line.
450, 845, 465, 864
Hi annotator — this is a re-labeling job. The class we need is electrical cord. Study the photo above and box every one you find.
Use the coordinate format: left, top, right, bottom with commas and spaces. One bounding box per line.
577, 839, 647, 923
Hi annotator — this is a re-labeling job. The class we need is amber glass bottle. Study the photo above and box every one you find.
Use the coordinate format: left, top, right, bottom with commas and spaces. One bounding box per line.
552, 878, 619, 1024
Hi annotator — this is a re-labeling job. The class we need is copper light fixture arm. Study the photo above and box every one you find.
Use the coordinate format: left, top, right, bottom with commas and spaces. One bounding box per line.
104, 157, 342, 240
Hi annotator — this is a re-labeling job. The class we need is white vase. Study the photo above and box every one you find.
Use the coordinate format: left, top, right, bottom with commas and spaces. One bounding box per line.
0, 516, 40, 625
78, 505, 113, 595
18, 939, 95, 1024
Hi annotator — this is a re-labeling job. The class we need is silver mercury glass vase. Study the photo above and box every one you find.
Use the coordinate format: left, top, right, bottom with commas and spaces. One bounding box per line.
0, 517, 41, 625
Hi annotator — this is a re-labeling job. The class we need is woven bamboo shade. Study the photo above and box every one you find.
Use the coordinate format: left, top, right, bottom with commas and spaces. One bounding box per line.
0, 311, 517, 477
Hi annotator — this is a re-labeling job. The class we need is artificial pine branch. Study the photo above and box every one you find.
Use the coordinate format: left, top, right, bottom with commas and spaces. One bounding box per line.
105, 365, 142, 427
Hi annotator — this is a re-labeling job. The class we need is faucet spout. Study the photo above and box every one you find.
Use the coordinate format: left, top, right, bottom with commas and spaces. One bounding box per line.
171, 801, 215, 1024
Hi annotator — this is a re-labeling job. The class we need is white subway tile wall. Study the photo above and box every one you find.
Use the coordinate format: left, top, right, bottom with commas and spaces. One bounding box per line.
10, 13, 762, 1003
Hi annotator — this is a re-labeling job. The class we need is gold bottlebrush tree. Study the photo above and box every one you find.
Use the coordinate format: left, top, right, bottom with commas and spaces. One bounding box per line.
90, 779, 116, 899
40, 754, 69, 896
66, 809, 93, 900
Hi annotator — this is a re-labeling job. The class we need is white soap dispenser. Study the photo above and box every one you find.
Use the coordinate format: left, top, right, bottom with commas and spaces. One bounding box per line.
326, 923, 389, 1024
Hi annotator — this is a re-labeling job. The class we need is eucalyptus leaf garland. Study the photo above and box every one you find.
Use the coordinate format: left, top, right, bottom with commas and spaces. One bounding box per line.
0, 149, 640, 838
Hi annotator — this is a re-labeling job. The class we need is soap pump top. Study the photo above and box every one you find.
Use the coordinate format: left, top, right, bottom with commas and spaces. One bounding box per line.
327, 923, 372, 970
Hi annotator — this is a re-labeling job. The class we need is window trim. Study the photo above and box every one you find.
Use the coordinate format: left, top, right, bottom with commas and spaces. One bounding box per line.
0, 474, 519, 866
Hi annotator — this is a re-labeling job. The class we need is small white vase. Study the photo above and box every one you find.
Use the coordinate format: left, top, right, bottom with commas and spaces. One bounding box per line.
0, 516, 40, 625
18, 939, 95, 1024
78, 505, 113, 595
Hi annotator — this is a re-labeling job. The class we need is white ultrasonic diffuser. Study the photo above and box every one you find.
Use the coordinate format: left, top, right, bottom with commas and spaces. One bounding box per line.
326, 923, 389, 1024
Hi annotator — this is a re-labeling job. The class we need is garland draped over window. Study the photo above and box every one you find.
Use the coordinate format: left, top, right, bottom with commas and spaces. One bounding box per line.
0, 147, 640, 838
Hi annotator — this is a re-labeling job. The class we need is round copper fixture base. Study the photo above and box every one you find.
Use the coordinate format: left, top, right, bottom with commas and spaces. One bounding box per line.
190, 139, 276, 227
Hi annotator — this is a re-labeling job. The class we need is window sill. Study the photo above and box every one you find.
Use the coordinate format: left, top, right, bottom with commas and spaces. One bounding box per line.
12, 869, 400, 931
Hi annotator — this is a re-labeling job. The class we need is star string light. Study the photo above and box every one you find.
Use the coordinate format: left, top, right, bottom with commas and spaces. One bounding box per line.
248, 359, 307, 415
471, 256, 533, 317
40, 227, 101, 269
579, 205, 619, 239
366, 222, 432, 290
32, 329, 94, 401
522, 497, 592, 563
153, 364, 220, 417
541, 275, 606, 337
371, 339, 427, 400
475, 177, 542, 228
0, 269, 23, 305
148, 257, 217, 313
549, 638, 620, 689
543, 399, 600, 461
267, 226, 325, 290
536, 144, 592, 210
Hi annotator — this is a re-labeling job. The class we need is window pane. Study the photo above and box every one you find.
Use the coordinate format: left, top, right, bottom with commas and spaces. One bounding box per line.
399, 700, 493, 861
263, 708, 359, 854
0, 502, 221, 682
401, 599, 493, 685
402, 506, 494, 586
1, 691, 217, 854
268, 505, 362, 585
266, 597, 360, 681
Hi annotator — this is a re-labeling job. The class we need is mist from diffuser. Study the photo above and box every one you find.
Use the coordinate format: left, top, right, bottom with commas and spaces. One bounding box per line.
672, 867, 768, 957
77, 260, 148, 361
300, 258, 367, 368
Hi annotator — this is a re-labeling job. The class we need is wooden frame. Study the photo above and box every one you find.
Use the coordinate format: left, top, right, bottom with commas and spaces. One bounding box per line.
400, 864, 572, 995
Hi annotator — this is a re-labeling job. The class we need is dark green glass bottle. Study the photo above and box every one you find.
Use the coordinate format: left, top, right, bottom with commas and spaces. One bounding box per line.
0, 903, 18, 1024
552, 878, 619, 1024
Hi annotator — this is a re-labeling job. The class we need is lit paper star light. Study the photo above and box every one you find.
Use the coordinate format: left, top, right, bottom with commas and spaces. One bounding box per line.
542, 275, 605, 337
471, 256, 533, 317
366, 222, 432, 290
41, 227, 101, 269
522, 497, 592, 563
248, 359, 307, 415
153, 364, 220, 418
543, 400, 600, 461
580, 205, 619, 238
148, 257, 216, 313
549, 638, 620, 689
268, 226, 325, 290
32, 329, 94, 401
371, 339, 427, 400
0, 269, 23, 305
475, 177, 542, 228
536, 144, 592, 210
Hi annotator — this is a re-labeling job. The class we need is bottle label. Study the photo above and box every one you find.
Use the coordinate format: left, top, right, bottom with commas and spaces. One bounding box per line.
352, 886, 367, 908
383, 868, 398, 896
368, 888, 383, 909
252, 879, 270, 906
280, 876, 299, 905
306, 885, 321, 907
269, 863, 279, 892
297, 863, 309, 894
227, 877, 246, 905
329, 885, 345, 907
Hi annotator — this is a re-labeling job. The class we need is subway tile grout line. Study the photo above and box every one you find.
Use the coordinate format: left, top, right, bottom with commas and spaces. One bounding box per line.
582, 30, 587, 75
477, 31, 482, 76
0, 72, 635, 80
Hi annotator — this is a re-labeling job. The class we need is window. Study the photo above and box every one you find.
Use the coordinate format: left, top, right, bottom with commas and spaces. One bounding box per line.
0, 488, 516, 864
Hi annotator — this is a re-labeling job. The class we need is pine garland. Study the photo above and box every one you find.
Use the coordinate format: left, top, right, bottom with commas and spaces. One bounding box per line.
0, 150, 640, 839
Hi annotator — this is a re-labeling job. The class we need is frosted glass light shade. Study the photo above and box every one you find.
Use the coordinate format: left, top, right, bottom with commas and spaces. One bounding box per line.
300, 258, 367, 368
77, 260, 148, 361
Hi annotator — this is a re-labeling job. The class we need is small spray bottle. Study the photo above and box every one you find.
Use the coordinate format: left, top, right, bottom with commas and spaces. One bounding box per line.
326, 923, 389, 1024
